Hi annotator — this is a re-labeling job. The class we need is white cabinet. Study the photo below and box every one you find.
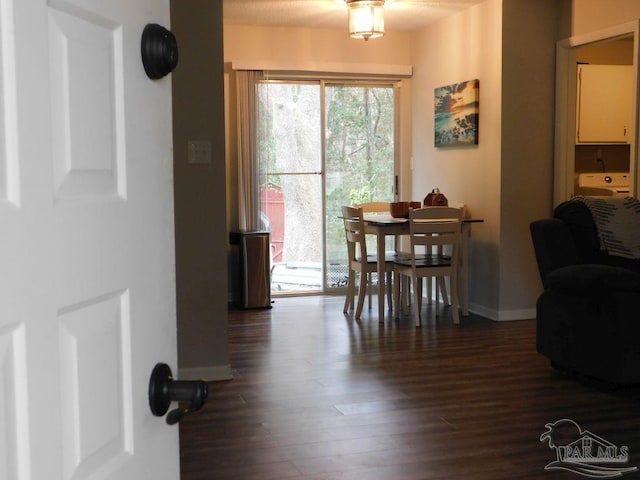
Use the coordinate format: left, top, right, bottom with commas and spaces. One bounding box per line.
576, 64, 633, 143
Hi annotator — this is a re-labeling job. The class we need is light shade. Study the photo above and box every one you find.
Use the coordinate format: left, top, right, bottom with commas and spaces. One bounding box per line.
347, 0, 385, 41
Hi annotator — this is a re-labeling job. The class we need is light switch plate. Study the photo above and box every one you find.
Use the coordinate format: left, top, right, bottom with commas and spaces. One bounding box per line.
188, 140, 212, 164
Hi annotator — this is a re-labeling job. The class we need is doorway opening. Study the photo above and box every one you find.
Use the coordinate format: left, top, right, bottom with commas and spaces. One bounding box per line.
554, 21, 639, 205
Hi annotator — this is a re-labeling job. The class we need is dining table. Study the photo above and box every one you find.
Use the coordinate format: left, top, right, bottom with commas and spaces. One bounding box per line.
363, 214, 483, 322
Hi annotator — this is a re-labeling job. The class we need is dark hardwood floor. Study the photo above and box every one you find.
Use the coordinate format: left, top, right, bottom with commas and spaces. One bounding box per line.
179, 295, 640, 479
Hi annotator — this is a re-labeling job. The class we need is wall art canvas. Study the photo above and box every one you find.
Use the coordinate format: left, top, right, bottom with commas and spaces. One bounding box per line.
434, 79, 479, 147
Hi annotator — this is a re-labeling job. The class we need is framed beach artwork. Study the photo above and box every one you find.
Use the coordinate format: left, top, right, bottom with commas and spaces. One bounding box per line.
434, 79, 479, 147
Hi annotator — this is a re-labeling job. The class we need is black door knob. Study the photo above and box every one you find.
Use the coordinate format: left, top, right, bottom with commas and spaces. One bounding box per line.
148, 363, 208, 425
141, 23, 178, 80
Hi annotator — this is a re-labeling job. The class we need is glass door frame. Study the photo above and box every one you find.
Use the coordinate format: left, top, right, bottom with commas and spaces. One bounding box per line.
259, 76, 402, 295
320, 79, 401, 293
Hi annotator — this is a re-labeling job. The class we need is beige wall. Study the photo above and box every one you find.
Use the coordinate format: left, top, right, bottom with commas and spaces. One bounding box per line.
410, 0, 504, 315
224, 25, 412, 67
571, 0, 640, 35
499, 0, 564, 314
171, 0, 230, 380
577, 38, 635, 65
410, 0, 565, 319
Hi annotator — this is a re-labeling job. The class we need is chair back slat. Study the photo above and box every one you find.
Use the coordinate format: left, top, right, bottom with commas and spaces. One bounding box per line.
409, 207, 462, 261
356, 201, 400, 252
411, 206, 463, 220
342, 205, 367, 260
411, 221, 460, 235
412, 233, 458, 247
355, 202, 390, 214
393, 206, 464, 325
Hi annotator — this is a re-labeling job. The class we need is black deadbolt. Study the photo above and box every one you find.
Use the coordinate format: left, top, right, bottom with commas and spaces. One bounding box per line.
141, 23, 178, 80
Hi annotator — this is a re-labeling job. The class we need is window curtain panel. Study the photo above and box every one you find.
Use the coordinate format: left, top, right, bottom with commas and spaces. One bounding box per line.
236, 70, 264, 231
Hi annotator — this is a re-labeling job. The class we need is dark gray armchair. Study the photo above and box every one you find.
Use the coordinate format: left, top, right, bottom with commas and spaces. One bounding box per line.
530, 200, 640, 386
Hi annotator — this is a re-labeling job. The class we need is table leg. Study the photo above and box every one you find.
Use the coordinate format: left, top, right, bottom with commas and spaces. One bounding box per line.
377, 231, 386, 322
460, 223, 470, 316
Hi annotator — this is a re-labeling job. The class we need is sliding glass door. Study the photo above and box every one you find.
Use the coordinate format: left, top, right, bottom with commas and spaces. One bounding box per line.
257, 80, 397, 295
324, 84, 397, 290
257, 82, 323, 293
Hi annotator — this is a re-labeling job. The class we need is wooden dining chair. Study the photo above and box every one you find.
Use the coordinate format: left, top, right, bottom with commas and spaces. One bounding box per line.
354, 201, 397, 307
392, 206, 462, 326
416, 202, 466, 308
341, 205, 394, 319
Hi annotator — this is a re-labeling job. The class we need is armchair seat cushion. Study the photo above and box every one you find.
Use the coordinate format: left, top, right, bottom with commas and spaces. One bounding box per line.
545, 264, 640, 292
536, 287, 640, 385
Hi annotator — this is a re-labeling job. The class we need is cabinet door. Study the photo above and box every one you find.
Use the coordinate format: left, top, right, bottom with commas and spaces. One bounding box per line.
576, 65, 633, 143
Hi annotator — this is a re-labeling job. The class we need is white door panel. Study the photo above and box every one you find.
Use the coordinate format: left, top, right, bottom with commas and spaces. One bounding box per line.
1, 0, 179, 479
48, 5, 124, 199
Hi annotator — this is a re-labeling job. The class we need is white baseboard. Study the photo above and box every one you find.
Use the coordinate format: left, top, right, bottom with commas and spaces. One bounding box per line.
497, 308, 536, 321
468, 303, 536, 321
178, 364, 234, 382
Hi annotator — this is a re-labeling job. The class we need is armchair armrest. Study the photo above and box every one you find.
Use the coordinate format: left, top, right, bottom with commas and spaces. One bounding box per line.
530, 219, 578, 286
546, 264, 640, 292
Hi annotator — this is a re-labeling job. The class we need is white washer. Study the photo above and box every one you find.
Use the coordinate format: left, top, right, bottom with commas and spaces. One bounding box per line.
577, 172, 630, 197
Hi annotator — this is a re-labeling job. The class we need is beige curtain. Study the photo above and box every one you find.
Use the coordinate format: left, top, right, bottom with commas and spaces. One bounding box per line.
236, 70, 264, 231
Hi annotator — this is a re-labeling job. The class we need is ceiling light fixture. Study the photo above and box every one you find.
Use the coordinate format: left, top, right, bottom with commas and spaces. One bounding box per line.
346, 0, 385, 41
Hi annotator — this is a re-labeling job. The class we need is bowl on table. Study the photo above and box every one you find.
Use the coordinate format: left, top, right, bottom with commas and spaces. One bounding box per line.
390, 201, 422, 218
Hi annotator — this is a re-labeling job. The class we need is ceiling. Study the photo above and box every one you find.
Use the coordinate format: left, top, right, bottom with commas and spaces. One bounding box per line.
222, 0, 486, 32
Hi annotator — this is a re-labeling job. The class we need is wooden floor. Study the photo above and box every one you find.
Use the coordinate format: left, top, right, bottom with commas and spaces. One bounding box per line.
179, 295, 640, 480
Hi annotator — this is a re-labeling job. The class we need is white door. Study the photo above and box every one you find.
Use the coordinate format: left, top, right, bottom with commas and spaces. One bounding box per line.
0, 0, 179, 479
